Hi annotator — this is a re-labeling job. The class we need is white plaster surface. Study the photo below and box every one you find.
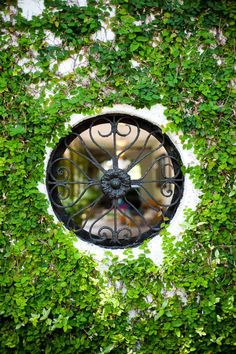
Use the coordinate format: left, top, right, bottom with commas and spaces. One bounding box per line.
130, 59, 140, 68
18, 0, 45, 19
91, 23, 115, 42
67, 0, 87, 6
44, 30, 62, 46
38, 104, 201, 266
56, 53, 88, 75
18, 0, 88, 20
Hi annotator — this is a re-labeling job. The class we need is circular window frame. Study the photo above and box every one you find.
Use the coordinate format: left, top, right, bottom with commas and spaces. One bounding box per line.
46, 113, 184, 249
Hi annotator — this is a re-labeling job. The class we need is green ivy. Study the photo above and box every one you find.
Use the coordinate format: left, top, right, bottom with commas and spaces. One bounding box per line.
0, 0, 235, 353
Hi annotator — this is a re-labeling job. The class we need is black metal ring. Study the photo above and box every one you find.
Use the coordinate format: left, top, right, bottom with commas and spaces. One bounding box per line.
46, 114, 184, 248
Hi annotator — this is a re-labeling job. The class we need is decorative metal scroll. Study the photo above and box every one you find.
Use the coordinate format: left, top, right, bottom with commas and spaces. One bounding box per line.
46, 114, 184, 248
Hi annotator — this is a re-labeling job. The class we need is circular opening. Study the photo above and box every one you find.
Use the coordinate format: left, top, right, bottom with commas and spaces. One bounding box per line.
46, 114, 184, 248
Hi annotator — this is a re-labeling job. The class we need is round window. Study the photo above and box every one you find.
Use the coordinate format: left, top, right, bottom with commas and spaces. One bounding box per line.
46, 114, 184, 248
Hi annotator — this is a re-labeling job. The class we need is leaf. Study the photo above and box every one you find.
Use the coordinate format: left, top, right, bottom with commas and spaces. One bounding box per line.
40, 308, 51, 321
173, 320, 182, 327
100, 345, 115, 354
0, 78, 7, 93
155, 309, 165, 319
8, 125, 26, 137
130, 42, 139, 51
136, 36, 148, 42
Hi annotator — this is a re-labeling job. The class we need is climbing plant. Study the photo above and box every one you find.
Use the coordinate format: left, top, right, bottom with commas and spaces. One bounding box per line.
0, 0, 235, 353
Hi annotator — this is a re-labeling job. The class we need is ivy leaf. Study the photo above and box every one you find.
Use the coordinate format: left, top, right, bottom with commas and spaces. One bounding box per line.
130, 42, 139, 51
100, 345, 115, 354
136, 36, 148, 42
173, 320, 183, 327
8, 125, 26, 137
0, 78, 7, 93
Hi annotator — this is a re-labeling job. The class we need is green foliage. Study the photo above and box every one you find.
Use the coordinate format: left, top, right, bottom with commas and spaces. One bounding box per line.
0, 0, 235, 353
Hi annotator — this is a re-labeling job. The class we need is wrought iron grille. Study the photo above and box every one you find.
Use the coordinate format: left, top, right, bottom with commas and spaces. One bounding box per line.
46, 114, 184, 248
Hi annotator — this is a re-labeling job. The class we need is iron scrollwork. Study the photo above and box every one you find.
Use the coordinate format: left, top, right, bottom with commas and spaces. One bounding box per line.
46, 114, 184, 248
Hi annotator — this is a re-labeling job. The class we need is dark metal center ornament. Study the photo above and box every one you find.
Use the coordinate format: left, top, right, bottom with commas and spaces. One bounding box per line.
101, 169, 131, 199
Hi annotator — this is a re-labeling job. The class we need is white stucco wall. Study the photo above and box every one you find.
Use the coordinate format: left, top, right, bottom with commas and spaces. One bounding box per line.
18, 0, 45, 19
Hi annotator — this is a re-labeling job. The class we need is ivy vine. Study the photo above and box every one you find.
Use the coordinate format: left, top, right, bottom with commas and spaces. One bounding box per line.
0, 0, 235, 353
